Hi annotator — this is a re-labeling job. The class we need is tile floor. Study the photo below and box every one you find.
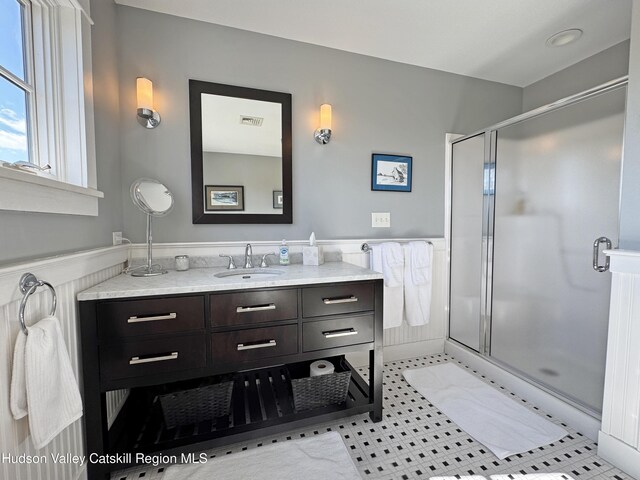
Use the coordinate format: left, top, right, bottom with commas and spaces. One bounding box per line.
111, 353, 632, 480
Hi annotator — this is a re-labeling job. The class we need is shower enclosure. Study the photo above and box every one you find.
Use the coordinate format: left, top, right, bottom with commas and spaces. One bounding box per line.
448, 78, 627, 415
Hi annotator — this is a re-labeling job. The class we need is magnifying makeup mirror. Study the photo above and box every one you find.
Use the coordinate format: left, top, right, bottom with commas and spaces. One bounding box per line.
130, 178, 174, 277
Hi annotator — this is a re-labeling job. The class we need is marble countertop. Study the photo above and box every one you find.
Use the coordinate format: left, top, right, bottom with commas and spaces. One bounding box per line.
77, 262, 383, 301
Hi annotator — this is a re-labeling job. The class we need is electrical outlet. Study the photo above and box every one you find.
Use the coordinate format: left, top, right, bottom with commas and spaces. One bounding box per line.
112, 232, 123, 245
371, 212, 391, 228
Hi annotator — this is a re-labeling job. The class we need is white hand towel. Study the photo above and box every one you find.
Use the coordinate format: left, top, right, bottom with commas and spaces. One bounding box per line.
10, 316, 83, 449
403, 241, 433, 326
10, 330, 27, 419
380, 242, 404, 288
370, 243, 404, 329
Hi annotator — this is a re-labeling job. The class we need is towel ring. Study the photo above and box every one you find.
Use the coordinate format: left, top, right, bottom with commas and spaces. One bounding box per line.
18, 273, 57, 336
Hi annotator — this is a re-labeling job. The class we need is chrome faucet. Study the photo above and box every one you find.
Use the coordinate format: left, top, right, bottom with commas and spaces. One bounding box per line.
244, 243, 253, 269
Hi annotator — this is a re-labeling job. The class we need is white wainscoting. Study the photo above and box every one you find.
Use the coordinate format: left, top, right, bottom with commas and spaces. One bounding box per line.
0, 246, 127, 480
131, 238, 447, 364
598, 249, 640, 479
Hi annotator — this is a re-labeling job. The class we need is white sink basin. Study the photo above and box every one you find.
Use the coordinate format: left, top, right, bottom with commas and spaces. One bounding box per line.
214, 268, 285, 279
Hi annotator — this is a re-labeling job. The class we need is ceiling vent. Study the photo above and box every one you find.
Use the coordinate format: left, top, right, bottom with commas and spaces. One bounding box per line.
239, 115, 264, 127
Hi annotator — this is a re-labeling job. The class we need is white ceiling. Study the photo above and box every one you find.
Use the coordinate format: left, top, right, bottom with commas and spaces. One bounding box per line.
201, 94, 282, 157
114, 0, 632, 87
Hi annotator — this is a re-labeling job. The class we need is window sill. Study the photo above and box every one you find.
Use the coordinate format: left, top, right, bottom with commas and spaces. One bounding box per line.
0, 165, 104, 216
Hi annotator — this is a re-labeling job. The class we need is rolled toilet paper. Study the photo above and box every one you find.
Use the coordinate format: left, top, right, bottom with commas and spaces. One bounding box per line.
310, 360, 335, 377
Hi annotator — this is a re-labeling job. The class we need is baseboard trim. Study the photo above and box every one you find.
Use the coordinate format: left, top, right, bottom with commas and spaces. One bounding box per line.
346, 339, 445, 367
444, 340, 601, 441
598, 431, 640, 479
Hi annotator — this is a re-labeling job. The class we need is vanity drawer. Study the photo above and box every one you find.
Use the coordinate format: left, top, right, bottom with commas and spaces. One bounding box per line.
98, 296, 205, 339
210, 289, 298, 327
302, 283, 374, 318
211, 325, 298, 364
303, 315, 374, 352
101, 335, 206, 381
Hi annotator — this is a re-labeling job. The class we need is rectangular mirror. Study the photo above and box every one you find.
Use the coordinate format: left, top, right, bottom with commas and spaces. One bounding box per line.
189, 80, 292, 223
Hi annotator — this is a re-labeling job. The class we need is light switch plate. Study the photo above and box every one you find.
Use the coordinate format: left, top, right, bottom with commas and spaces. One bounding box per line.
372, 212, 391, 228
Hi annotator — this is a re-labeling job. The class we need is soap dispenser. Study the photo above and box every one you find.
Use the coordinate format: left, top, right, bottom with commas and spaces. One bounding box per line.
279, 240, 290, 265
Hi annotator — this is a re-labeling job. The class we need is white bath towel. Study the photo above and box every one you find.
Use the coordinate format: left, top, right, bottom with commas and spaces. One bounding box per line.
403, 241, 433, 326
10, 316, 83, 449
162, 431, 361, 480
370, 243, 404, 329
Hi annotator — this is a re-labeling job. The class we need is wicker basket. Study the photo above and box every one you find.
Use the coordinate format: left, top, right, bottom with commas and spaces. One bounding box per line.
291, 370, 351, 412
159, 380, 234, 429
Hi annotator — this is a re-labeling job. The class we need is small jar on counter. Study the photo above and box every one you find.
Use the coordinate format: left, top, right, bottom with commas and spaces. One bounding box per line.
175, 255, 189, 271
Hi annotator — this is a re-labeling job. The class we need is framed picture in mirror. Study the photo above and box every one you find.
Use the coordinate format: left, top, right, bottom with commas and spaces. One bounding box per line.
205, 185, 245, 211
273, 190, 283, 209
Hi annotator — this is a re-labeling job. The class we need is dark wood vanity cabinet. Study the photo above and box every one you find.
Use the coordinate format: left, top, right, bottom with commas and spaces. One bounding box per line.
79, 279, 383, 480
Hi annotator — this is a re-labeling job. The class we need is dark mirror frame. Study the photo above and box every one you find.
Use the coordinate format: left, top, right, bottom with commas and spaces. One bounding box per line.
189, 80, 293, 224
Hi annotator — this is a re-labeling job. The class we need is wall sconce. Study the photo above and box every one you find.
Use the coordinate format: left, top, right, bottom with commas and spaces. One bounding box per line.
136, 77, 161, 128
314, 104, 332, 144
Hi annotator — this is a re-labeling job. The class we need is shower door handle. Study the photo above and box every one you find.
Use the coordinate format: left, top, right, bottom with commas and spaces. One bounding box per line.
592, 236, 612, 272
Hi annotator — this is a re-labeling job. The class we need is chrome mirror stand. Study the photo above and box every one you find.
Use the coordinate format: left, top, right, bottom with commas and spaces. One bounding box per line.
131, 214, 166, 277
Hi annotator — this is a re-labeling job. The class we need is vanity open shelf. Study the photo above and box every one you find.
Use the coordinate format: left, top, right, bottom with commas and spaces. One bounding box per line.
78, 267, 383, 479
109, 356, 370, 457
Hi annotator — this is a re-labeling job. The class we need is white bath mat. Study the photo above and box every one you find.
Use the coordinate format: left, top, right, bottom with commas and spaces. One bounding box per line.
429, 475, 575, 480
403, 362, 567, 459
161, 431, 361, 480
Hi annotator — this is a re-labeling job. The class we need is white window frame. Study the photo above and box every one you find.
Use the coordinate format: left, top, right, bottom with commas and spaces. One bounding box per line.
0, 0, 103, 216
0, 1, 38, 169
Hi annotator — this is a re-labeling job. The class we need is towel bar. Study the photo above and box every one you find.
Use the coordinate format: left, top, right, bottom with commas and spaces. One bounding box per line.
17, 273, 57, 336
361, 240, 433, 253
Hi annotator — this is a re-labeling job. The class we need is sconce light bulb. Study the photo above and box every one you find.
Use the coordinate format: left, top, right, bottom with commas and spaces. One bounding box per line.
136, 77, 154, 110
320, 104, 332, 130
136, 77, 161, 128
315, 104, 332, 144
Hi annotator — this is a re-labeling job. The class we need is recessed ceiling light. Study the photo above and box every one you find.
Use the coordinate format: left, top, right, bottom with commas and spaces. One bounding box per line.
546, 29, 583, 47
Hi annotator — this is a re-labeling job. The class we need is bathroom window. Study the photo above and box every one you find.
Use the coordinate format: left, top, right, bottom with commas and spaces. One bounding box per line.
0, 0, 33, 166
0, 0, 103, 216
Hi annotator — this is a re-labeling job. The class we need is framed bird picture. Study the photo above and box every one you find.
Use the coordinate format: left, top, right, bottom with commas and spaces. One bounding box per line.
371, 153, 412, 192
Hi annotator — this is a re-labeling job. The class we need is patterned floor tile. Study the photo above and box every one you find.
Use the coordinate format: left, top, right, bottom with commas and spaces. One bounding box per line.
111, 354, 632, 480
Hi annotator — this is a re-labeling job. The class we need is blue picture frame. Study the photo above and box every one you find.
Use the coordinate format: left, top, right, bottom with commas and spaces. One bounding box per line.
371, 153, 412, 192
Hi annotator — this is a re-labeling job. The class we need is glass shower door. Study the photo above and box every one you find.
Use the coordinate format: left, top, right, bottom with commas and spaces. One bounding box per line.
449, 134, 487, 352
489, 86, 626, 413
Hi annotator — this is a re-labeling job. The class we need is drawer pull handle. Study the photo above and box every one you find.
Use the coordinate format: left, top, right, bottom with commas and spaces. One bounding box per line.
127, 312, 177, 323
323, 328, 358, 338
129, 352, 179, 365
323, 296, 358, 305
237, 339, 277, 351
236, 304, 276, 313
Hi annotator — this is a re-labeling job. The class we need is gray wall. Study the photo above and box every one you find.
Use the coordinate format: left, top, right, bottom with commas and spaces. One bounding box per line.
0, 0, 123, 265
522, 41, 630, 111
619, 3, 640, 250
203, 152, 282, 214
523, 35, 640, 251
116, 6, 523, 244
